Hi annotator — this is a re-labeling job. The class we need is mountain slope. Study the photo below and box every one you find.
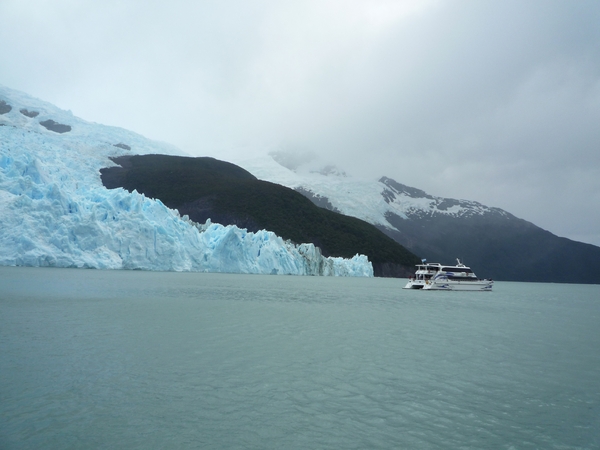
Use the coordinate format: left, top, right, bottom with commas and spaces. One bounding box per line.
232, 154, 600, 283
100, 154, 421, 276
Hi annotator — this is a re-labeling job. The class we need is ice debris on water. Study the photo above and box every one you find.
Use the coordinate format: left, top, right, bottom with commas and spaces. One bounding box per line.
0, 84, 373, 276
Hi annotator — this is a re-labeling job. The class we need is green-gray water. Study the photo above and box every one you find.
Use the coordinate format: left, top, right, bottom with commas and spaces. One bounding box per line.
1, 266, 599, 449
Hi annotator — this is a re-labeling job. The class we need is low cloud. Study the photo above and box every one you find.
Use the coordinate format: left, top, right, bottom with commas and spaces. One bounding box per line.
1, 0, 599, 245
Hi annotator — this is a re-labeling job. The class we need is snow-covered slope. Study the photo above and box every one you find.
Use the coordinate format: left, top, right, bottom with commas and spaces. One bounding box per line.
232, 153, 510, 231
0, 85, 372, 276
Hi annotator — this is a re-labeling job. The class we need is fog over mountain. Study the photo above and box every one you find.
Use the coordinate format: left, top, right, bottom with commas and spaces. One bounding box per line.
1, 0, 599, 246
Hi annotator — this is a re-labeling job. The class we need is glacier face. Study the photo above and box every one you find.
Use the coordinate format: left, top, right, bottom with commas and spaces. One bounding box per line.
0, 85, 372, 276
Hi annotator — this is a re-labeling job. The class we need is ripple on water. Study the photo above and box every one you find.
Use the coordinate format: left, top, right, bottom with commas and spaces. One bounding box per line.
1, 267, 599, 449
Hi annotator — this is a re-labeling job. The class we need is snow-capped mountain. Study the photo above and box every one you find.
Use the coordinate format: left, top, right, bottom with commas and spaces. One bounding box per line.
0, 85, 372, 276
231, 152, 600, 283
233, 153, 510, 226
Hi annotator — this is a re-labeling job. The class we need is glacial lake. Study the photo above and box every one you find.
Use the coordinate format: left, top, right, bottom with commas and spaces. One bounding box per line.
1, 266, 599, 449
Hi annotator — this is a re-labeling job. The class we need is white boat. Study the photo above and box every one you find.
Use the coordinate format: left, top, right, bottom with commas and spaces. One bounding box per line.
404, 259, 493, 291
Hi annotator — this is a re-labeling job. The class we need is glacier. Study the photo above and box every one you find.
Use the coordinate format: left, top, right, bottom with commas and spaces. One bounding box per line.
0, 85, 372, 276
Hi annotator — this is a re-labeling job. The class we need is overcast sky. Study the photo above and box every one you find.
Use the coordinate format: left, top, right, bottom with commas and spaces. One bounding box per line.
2, 0, 599, 246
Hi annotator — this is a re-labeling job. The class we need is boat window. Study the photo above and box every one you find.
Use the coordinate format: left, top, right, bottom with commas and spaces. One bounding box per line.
441, 267, 473, 273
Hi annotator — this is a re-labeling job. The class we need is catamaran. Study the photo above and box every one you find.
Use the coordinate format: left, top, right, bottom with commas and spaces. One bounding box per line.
404, 259, 493, 291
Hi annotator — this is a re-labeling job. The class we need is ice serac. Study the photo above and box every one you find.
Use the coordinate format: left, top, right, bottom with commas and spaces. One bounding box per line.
0, 85, 373, 276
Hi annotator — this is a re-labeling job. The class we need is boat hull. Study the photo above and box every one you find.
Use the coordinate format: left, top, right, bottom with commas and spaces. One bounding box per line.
403, 280, 426, 289
422, 280, 493, 291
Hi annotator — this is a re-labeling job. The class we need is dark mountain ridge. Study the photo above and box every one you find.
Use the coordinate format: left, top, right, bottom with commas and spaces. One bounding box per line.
375, 177, 600, 283
295, 174, 600, 283
100, 154, 421, 277
379, 208, 600, 283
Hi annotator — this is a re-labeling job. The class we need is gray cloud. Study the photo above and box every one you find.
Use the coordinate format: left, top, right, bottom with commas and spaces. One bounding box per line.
1, 0, 599, 245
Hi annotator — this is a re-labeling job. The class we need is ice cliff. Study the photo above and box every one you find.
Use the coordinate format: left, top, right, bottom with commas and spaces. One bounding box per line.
0, 85, 372, 276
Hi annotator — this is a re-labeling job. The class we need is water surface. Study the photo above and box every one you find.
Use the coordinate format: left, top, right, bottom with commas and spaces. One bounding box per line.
1, 267, 599, 449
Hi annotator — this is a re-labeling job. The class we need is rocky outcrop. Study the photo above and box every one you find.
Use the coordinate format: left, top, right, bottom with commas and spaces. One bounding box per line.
114, 143, 131, 150
20, 109, 39, 118
295, 187, 341, 213
40, 119, 71, 133
0, 100, 12, 115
